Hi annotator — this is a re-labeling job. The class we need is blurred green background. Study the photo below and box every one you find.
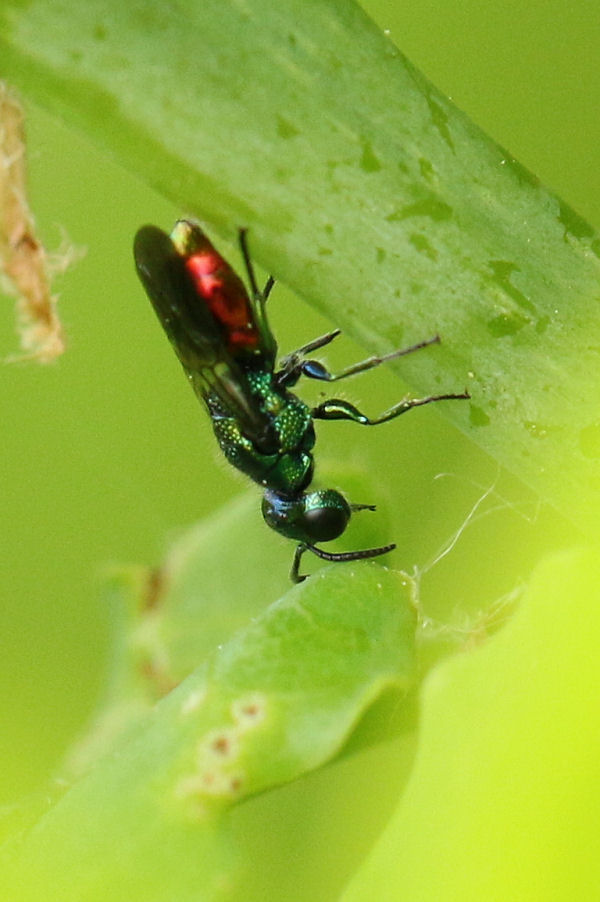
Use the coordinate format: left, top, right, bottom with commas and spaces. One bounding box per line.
1, 0, 597, 801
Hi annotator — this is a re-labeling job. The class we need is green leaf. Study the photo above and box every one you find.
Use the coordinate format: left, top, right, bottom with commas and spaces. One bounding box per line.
1, 564, 415, 902
1, 0, 599, 534
127, 471, 394, 691
342, 547, 600, 901
59, 465, 397, 779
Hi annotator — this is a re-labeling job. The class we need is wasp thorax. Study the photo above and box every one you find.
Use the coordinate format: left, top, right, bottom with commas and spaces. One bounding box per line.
262, 488, 351, 544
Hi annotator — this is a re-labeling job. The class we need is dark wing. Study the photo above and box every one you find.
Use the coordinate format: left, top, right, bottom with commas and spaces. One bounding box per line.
133, 222, 274, 438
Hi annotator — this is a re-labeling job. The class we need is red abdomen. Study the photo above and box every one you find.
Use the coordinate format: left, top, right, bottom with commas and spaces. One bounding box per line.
184, 245, 260, 353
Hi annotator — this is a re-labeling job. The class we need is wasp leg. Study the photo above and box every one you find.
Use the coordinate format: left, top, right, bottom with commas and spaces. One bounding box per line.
292, 334, 443, 385
287, 329, 342, 358
291, 543, 310, 583
238, 228, 275, 300
277, 329, 342, 386
291, 540, 396, 583
312, 390, 470, 426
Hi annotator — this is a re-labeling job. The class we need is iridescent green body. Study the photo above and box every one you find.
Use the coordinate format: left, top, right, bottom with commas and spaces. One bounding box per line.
134, 219, 469, 581
206, 372, 315, 494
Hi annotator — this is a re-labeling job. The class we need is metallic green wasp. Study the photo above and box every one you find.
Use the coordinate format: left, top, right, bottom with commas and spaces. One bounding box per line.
134, 220, 469, 581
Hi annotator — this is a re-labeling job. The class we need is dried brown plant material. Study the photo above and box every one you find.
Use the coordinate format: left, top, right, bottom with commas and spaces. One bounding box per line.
0, 81, 68, 362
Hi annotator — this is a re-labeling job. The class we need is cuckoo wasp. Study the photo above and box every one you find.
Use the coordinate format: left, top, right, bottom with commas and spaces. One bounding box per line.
134, 220, 469, 582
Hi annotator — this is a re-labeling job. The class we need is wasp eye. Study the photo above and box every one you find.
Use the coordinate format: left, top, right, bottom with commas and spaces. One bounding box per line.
301, 490, 351, 542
